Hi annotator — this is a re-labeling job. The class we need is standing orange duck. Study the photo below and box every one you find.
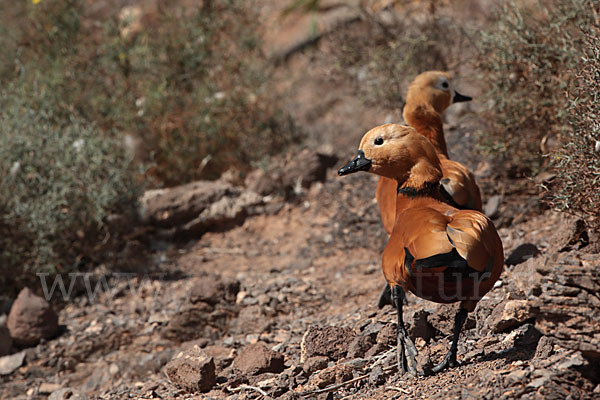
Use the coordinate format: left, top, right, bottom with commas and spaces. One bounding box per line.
339, 124, 503, 375
377, 71, 482, 237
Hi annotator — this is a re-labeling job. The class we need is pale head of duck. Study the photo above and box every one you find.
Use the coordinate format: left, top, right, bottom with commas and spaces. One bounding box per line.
338, 124, 443, 190
405, 71, 472, 116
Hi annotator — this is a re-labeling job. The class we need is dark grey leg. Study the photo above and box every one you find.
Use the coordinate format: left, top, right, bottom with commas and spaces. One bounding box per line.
430, 308, 468, 374
392, 286, 417, 375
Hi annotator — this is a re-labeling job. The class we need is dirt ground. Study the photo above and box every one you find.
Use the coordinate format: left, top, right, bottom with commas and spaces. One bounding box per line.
1, 1, 599, 399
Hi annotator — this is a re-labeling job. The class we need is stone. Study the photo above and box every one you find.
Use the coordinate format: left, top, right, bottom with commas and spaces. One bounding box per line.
406, 309, 438, 342
512, 324, 542, 347
139, 180, 262, 236
312, 364, 353, 389
300, 326, 357, 362
484, 194, 502, 218
533, 336, 554, 359
48, 388, 88, 400
7, 287, 58, 347
203, 345, 236, 370
165, 345, 216, 393
368, 364, 386, 386
534, 253, 600, 361
346, 335, 375, 358
375, 323, 396, 347
0, 351, 25, 375
39, 383, 62, 394
504, 369, 529, 385
0, 324, 12, 356
488, 299, 537, 333
303, 356, 329, 375
231, 305, 272, 334
232, 342, 285, 375
189, 275, 240, 305
140, 180, 232, 227
509, 257, 544, 298
181, 190, 262, 236
246, 149, 338, 197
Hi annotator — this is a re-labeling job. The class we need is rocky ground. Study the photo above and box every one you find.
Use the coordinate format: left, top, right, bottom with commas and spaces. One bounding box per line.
1, 149, 599, 399
1, 1, 600, 399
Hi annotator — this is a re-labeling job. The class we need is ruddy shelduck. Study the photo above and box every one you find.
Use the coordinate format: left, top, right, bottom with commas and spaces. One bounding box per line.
377, 71, 482, 237
339, 124, 503, 375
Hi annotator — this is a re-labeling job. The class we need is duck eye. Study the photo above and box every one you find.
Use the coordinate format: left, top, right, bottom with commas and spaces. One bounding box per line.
441, 81, 449, 89
374, 137, 384, 146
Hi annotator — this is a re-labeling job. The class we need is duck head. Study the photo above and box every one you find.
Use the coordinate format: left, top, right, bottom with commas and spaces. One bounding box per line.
405, 71, 472, 115
338, 124, 443, 189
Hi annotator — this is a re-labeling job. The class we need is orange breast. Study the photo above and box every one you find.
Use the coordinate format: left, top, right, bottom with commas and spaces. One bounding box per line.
376, 176, 397, 235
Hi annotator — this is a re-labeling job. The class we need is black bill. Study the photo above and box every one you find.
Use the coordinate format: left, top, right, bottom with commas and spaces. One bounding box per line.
338, 149, 372, 176
452, 90, 472, 103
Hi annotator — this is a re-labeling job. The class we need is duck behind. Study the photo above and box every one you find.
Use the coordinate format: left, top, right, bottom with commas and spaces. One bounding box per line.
339, 124, 503, 375
377, 71, 482, 236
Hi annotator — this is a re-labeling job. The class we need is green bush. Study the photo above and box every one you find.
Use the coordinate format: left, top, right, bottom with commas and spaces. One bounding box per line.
0, 80, 141, 290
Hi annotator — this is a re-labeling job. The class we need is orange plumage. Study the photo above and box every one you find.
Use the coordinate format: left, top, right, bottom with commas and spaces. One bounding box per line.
339, 124, 503, 375
377, 71, 482, 236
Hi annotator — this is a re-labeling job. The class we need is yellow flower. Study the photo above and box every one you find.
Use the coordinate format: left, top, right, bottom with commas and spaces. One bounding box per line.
32, 0, 41, 4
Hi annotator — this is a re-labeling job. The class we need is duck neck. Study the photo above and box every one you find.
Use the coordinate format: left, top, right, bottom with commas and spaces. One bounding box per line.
403, 104, 449, 158
395, 178, 445, 213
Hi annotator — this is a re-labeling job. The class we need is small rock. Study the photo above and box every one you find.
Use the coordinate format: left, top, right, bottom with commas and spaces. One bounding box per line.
247, 150, 338, 197
7, 287, 58, 346
204, 344, 236, 369
0, 325, 12, 356
0, 351, 25, 375
189, 275, 240, 305
303, 356, 330, 375
513, 324, 542, 347
232, 305, 272, 334
347, 335, 375, 359
312, 364, 353, 389
406, 310, 437, 342
489, 300, 537, 333
375, 323, 396, 347
504, 369, 529, 384
364, 343, 388, 358
527, 375, 550, 389
362, 322, 385, 340
484, 194, 502, 218
39, 383, 62, 394
509, 257, 544, 298
162, 303, 212, 342
300, 326, 357, 363
48, 388, 88, 400
165, 345, 216, 393
232, 342, 284, 375
533, 336, 554, 359
368, 364, 386, 386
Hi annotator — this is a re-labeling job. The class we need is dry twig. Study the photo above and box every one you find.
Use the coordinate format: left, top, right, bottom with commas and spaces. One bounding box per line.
227, 384, 270, 398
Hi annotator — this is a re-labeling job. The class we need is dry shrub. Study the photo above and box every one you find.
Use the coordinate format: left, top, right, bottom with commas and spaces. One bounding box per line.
0, 81, 141, 293
325, 1, 470, 110
474, 0, 591, 177
1, 0, 298, 186
0, 0, 300, 290
553, 31, 600, 229
476, 0, 600, 229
